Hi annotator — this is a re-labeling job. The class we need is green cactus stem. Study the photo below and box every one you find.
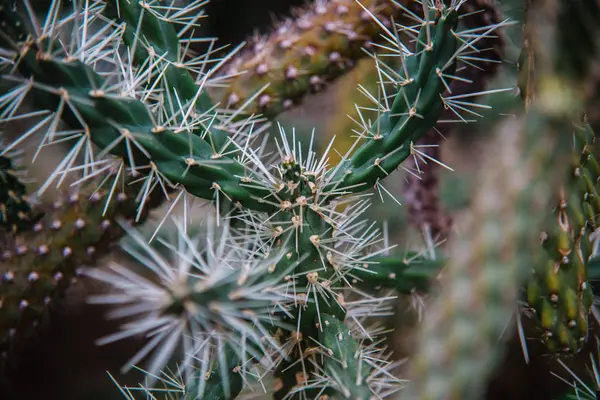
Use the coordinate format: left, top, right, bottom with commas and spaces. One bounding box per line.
101, 0, 237, 154
525, 122, 597, 355
348, 252, 442, 294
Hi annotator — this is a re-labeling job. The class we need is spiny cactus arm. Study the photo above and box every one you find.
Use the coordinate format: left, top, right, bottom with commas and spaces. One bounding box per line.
210, 0, 403, 119
80, 215, 302, 391
0, 180, 161, 358
323, 4, 511, 195
514, 0, 600, 356
2, 37, 278, 212
102, 0, 233, 153
324, 0, 507, 162
273, 313, 401, 400
525, 121, 597, 355
399, 105, 576, 400
2, 2, 273, 210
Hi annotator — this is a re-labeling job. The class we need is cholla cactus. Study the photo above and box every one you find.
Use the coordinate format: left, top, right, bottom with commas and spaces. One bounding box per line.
1, 0, 597, 399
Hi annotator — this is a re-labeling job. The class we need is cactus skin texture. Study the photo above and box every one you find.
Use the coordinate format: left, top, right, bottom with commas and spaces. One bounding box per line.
525, 123, 597, 355
0, 181, 161, 361
211, 0, 403, 118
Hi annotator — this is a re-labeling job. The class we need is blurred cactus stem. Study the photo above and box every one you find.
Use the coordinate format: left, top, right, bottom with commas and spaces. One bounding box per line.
0, 180, 163, 360
399, 109, 577, 400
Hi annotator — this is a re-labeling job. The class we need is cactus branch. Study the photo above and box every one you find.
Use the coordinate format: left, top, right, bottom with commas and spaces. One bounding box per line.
0, 179, 162, 359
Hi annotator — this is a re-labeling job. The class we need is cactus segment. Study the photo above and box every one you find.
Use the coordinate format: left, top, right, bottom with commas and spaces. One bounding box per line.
400, 102, 578, 399
5, 40, 277, 212
525, 122, 597, 355
317, 313, 382, 399
102, 0, 232, 152
0, 180, 161, 359
325, 6, 465, 193
273, 313, 403, 400
210, 0, 403, 119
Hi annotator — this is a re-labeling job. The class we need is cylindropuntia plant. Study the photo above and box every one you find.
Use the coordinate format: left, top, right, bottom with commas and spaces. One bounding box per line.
0, 0, 598, 399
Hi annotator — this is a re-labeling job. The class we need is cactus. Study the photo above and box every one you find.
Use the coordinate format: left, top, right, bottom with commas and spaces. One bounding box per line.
0, 0, 598, 399
208, 0, 403, 119
0, 178, 164, 359
517, 0, 600, 358
524, 122, 597, 355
